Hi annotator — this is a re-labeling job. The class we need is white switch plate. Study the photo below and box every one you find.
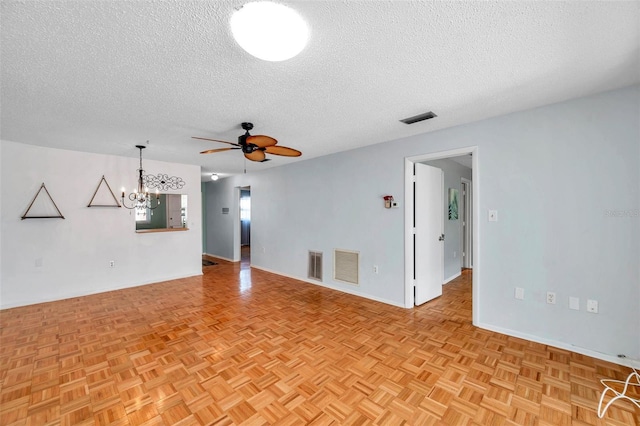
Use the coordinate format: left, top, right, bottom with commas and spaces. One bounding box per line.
587, 299, 598, 313
515, 287, 524, 300
569, 297, 579, 310
489, 210, 498, 222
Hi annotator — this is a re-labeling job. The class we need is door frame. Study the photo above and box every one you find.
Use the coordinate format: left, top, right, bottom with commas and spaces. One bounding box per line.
233, 186, 252, 262
404, 146, 479, 325
240, 187, 251, 247
232, 186, 241, 262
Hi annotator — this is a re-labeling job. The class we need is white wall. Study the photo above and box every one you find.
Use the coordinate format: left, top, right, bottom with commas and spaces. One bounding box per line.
204, 86, 640, 363
0, 141, 202, 309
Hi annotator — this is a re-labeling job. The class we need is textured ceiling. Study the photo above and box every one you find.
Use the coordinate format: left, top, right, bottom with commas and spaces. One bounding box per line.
2, 1, 639, 180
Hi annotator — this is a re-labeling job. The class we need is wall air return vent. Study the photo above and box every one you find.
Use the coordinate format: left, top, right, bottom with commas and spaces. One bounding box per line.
400, 111, 437, 124
334, 249, 359, 285
308, 251, 323, 281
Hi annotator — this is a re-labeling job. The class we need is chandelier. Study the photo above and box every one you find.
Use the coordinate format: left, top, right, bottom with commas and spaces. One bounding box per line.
121, 145, 160, 211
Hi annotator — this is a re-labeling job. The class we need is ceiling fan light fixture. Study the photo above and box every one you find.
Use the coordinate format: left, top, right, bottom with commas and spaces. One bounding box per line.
231, 2, 309, 62
195, 122, 302, 162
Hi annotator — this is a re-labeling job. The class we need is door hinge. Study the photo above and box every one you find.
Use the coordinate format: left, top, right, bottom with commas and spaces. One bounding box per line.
412, 175, 416, 183
412, 227, 416, 235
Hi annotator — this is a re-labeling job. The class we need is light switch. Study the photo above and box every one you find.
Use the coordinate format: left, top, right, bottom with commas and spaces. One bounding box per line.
515, 287, 524, 300
569, 297, 579, 310
489, 210, 498, 222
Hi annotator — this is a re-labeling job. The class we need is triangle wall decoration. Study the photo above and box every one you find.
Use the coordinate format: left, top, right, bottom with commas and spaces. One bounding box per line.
88, 175, 121, 207
22, 183, 65, 219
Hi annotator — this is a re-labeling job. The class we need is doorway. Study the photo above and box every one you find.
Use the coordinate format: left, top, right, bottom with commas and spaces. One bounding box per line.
404, 147, 479, 324
240, 187, 251, 265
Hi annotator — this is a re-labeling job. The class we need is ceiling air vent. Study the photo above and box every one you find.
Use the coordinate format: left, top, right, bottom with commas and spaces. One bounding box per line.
334, 249, 359, 285
400, 111, 437, 125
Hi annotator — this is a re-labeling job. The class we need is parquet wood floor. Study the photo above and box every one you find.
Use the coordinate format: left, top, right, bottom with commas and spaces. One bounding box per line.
1, 261, 638, 425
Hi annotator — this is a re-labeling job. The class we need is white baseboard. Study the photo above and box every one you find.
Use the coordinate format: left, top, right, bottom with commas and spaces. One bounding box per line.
250, 264, 406, 308
203, 253, 237, 263
476, 321, 640, 369
0, 271, 203, 310
443, 271, 462, 284
249, 266, 638, 372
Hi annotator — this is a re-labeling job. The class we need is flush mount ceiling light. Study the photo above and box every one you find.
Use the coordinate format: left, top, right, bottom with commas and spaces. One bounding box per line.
231, 2, 309, 61
211, 173, 219, 181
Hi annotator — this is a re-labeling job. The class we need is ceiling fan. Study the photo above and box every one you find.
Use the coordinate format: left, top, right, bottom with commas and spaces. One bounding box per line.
193, 122, 302, 162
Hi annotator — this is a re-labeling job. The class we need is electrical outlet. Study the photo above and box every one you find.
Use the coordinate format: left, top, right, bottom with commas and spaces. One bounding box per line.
373, 265, 379, 274
546, 292, 556, 304
109, 260, 115, 267
587, 299, 598, 313
515, 287, 524, 300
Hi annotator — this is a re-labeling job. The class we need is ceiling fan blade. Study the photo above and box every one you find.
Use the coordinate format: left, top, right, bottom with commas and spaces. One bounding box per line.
245, 150, 266, 162
200, 147, 241, 154
192, 136, 239, 147
247, 135, 278, 148
264, 146, 302, 157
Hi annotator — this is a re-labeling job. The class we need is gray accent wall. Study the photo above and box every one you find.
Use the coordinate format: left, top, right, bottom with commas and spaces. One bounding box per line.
134, 194, 167, 230
203, 85, 640, 362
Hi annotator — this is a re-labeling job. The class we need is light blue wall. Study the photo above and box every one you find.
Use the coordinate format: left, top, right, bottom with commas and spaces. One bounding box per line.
204, 86, 640, 361
205, 179, 237, 261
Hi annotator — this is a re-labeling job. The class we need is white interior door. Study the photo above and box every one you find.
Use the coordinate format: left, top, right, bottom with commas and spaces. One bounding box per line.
461, 179, 472, 268
166, 194, 182, 228
415, 163, 444, 305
